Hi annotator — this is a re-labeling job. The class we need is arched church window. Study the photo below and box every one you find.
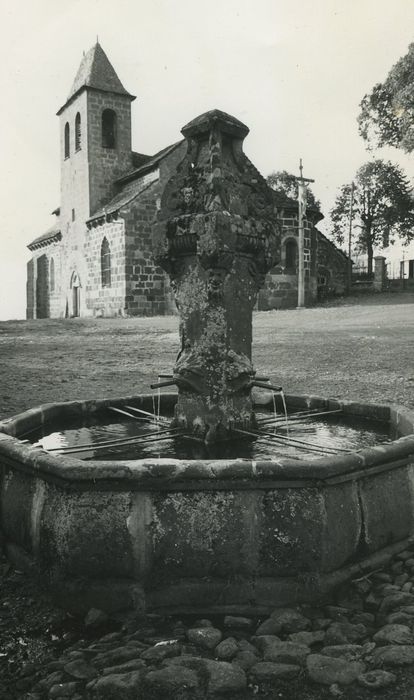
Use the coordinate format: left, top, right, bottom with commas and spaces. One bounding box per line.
64, 122, 70, 158
285, 239, 297, 271
49, 258, 55, 292
101, 237, 111, 288
102, 109, 116, 149
75, 112, 81, 151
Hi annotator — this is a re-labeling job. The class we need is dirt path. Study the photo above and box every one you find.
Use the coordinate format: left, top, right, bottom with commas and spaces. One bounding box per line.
0, 293, 413, 419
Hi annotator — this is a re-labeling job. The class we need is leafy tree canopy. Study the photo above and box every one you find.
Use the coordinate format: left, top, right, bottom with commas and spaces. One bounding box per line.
330, 160, 414, 273
358, 43, 414, 151
267, 170, 321, 211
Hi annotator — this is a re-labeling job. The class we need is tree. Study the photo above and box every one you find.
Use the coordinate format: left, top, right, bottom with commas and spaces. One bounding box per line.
267, 170, 321, 212
358, 43, 414, 152
330, 160, 414, 274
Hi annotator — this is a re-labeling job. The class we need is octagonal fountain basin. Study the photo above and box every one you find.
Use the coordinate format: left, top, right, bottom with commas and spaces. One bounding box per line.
1, 392, 414, 615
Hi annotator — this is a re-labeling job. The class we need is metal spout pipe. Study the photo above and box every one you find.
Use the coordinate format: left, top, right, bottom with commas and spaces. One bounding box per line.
150, 380, 177, 390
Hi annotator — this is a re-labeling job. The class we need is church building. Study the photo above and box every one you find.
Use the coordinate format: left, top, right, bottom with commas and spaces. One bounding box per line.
26, 43, 348, 318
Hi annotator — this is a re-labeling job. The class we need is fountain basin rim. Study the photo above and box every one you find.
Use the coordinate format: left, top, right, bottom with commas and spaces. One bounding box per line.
1, 392, 414, 615
0, 392, 413, 489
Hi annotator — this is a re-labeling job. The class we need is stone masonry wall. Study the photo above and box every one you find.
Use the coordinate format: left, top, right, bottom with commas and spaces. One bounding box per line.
259, 215, 315, 310
57, 89, 133, 320
87, 92, 132, 216
49, 243, 64, 318
60, 92, 90, 228
123, 181, 170, 316
35, 255, 49, 319
316, 232, 348, 299
26, 260, 34, 320
26, 241, 63, 319
122, 142, 187, 316
59, 91, 92, 318
84, 219, 127, 316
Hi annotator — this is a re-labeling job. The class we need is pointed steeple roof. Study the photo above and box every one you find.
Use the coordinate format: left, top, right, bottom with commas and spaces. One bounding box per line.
57, 42, 135, 114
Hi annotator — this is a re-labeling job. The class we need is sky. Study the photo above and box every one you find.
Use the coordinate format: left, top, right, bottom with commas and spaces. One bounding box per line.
1, 0, 414, 319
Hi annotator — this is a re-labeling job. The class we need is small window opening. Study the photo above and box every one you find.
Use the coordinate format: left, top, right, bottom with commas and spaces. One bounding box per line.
101, 237, 111, 288
64, 122, 70, 158
102, 109, 117, 149
75, 113, 81, 151
72, 208, 75, 222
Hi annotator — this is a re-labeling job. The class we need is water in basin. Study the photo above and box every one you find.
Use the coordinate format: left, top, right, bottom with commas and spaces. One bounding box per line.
28, 407, 393, 461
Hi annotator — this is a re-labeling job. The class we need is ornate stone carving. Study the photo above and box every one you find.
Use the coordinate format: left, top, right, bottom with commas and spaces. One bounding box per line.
153, 110, 281, 442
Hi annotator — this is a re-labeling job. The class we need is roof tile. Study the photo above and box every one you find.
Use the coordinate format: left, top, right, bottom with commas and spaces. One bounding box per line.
58, 43, 135, 114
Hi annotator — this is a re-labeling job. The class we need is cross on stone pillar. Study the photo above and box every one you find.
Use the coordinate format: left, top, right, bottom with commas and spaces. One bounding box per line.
293, 160, 314, 308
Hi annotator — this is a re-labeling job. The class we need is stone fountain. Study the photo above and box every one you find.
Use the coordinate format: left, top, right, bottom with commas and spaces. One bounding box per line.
153, 110, 279, 444
1, 111, 414, 615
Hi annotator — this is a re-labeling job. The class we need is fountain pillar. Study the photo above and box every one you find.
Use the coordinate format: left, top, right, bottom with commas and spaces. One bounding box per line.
154, 110, 280, 442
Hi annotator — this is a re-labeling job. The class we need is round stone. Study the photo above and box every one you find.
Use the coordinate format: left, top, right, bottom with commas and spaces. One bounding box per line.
256, 638, 310, 666
380, 592, 414, 614
324, 622, 366, 646
358, 669, 397, 689
289, 630, 325, 646
63, 659, 98, 681
306, 654, 365, 686
321, 644, 363, 661
215, 637, 239, 660
140, 641, 181, 661
255, 617, 283, 636
87, 671, 142, 699
372, 644, 414, 666
386, 611, 413, 626
269, 607, 311, 634
232, 651, 258, 670
204, 660, 246, 694
48, 682, 82, 698
144, 666, 199, 693
373, 623, 414, 646
250, 661, 300, 680
223, 615, 254, 630
187, 626, 222, 650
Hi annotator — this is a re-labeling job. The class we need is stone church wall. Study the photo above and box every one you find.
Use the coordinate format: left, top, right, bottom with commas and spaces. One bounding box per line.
123, 181, 170, 316
26, 241, 63, 319
121, 142, 187, 316
84, 219, 127, 317
49, 244, 64, 318
26, 260, 35, 320
60, 92, 90, 230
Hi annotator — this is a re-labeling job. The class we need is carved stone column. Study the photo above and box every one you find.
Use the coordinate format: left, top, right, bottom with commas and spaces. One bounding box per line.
154, 110, 281, 443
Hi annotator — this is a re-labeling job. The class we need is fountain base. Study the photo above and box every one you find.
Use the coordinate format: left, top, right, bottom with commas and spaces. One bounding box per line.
1, 393, 414, 614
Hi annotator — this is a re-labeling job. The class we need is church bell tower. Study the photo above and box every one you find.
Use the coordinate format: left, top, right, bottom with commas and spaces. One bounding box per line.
57, 42, 136, 224
55, 42, 136, 317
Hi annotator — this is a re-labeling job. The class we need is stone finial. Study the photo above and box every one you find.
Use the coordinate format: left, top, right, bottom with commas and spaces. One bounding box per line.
181, 109, 250, 140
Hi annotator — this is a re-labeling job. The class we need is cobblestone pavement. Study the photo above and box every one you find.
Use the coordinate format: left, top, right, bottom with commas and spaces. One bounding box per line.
3, 541, 414, 698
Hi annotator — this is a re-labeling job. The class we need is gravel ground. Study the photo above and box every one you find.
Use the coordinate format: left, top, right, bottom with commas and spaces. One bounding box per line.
0, 292, 413, 420
0, 291, 414, 699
